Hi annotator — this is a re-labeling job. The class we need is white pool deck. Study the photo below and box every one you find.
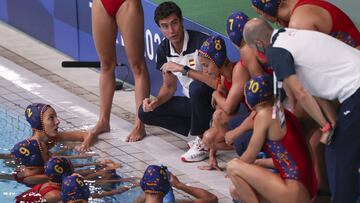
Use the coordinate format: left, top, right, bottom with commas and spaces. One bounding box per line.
0, 21, 238, 202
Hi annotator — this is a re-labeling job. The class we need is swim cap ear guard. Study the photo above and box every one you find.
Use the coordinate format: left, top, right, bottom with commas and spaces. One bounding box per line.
251, 0, 281, 17
227, 11, 249, 47
198, 35, 227, 68
45, 157, 73, 183
61, 174, 90, 202
11, 139, 44, 167
25, 103, 51, 131
245, 75, 273, 109
140, 165, 171, 195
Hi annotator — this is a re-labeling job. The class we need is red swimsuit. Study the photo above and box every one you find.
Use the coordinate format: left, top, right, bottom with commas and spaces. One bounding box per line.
263, 110, 318, 198
223, 61, 248, 106
101, 0, 126, 17
293, 0, 360, 47
224, 61, 249, 91
223, 61, 255, 112
223, 76, 232, 92
15, 183, 60, 203
13, 167, 45, 187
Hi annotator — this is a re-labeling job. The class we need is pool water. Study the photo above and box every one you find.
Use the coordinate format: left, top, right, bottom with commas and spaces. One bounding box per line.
0, 105, 31, 202
0, 106, 142, 202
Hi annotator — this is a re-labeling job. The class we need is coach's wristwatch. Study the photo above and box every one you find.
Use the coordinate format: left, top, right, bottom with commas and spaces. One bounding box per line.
181, 65, 190, 76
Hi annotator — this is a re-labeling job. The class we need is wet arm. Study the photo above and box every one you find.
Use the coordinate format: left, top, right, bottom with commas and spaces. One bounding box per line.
175, 182, 218, 203
82, 162, 121, 180
94, 177, 138, 185
53, 153, 97, 159
226, 111, 255, 140
72, 161, 102, 168
214, 64, 249, 114
240, 46, 264, 77
0, 174, 14, 180
240, 111, 268, 164
254, 158, 275, 168
58, 131, 88, 142
0, 153, 13, 159
24, 174, 49, 185
91, 184, 138, 199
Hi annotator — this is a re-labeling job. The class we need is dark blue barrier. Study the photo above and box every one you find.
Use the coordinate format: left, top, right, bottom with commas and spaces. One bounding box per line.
0, 0, 79, 58
0, 0, 8, 21
76, 0, 239, 95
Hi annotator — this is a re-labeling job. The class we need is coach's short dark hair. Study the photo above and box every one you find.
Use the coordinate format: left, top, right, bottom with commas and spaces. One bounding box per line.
154, 1, 182, 26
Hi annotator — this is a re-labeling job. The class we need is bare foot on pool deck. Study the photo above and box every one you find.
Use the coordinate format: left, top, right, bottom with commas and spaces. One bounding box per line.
126, 121, 146, 142
78, 121, 110, 151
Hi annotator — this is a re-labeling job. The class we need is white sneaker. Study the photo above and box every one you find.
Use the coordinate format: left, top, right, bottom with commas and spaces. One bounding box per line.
186, 136, 201, 149
181, 137, 209, 162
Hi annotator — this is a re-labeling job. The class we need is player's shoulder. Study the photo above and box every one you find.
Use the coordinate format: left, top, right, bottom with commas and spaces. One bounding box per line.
254, 108, 272, 124
290, 5, 329, 30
